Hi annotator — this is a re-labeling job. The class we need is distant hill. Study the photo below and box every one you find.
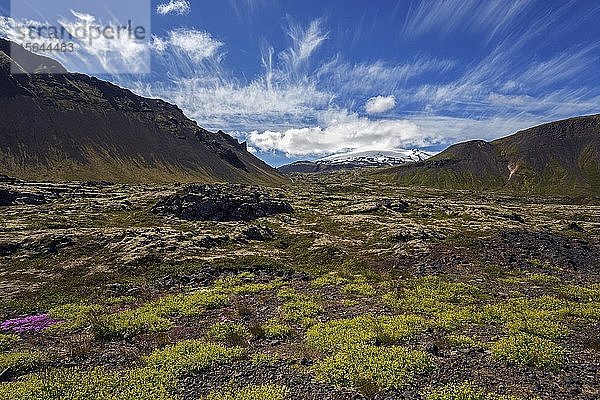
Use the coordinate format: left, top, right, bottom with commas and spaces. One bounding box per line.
0, 39, 285, 185
278, 149, 432, 173
374, 115, 600, 195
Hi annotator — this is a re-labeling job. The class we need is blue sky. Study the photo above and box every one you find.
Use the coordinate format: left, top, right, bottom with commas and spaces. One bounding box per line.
1, 0, 600, 166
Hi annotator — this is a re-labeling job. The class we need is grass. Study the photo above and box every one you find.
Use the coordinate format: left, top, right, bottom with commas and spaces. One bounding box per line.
201, 384, 289, 400
425, 382, 528, 400
205, 322, 250, 346
314, 345, 432, 396
490, 333, 565, 370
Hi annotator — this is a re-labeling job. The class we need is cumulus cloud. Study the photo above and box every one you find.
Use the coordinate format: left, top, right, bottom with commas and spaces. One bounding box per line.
156, 0, 191, 15
365, 95, 396, 114
154, 28, 223, 64
247, 109, 437, 156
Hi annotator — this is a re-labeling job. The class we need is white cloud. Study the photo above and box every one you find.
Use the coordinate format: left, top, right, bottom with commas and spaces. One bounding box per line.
158, 28, 223, 64
365, 95, 396, 114
156, 0, 191, 15
280, 18, 328, 79
247, 109, 436, 156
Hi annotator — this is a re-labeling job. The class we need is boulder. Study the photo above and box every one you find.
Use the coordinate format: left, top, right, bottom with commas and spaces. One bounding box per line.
151, 184, 293, 222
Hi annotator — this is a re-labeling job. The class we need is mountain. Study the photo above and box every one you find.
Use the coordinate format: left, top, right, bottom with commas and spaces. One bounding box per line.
278, 149, 432, 173
374, 115, 600, 195
0, 39, 285, 185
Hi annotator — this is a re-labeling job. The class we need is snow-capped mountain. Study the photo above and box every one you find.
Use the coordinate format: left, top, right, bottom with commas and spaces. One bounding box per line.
317, 149, 432, 166
278, 149, 433, 173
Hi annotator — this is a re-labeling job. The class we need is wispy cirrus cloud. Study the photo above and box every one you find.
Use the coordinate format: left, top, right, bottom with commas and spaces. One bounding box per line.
156, 0, 190, 16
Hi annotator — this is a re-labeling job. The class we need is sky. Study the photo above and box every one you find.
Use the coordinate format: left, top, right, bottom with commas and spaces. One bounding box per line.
1, 0, 600, 166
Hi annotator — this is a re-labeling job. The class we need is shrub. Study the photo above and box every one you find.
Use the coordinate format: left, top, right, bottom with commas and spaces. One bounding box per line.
0, 351, 47, 375
205, 323, 250, 346
490, 333, 564, 370
314, 345, 432, 395
341, 283, 376, 297
201, 384, 289, 400
0, 333, 18, 351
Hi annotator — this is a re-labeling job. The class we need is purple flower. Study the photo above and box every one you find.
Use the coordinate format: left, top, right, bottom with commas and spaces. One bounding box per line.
0, 314, 59, 333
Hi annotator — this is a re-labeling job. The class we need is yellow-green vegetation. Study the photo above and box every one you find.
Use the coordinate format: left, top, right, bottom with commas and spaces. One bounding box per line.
383, 276, 482, 331
501, 273, 562, 285
144, 340, 245, 378
201, 384, 289, 400
48, 303, 104, 331
205, 322, 250, 346
479, 296, 571, 339
0, 367, 174, 400
306, 314, 429, 353
559, 283, 600, 302
0, 351, 47, 375
0, 333, 19, 351
250, 352, 280, 366
340, 283, 376, 297
311, 272, 350, 287
260, 320, 292, 339
214, 274, 284, 295
281, 299, 323, 325
490, 333, 564, 370
314, 345, 432, 396
0, 340, 245, 400
445, 334, 481, 349
92, 290, 228, 339
425, 382, 528, 400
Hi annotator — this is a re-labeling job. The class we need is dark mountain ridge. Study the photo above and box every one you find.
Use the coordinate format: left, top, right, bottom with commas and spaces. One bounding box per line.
0, 39, 285, 185
375, 115, 600, 195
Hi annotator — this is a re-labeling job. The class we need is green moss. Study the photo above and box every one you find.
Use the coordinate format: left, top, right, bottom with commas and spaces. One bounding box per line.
48, 303, 104, 332
250, 352, 280, 366
205, 322, 250, 346
0, 340, 244, 400
306, 314, 429, 354
559, 283, 600, 302
0, 334, 19, 351
144, 340, 246, 378
214, 275, 284, 295
314, 345, 432, 395
281, 299, 323, 324
201, 384, 289, 400
445, 335, 480, 349
425, 382, 528, 400
260, 320, 292, 339
311, 272, 350, 287
340, 283, 376, 297
0, 351, 47, 375
0, 367, 175, 400
92, 290, 228, 339
490, 333, 564, 370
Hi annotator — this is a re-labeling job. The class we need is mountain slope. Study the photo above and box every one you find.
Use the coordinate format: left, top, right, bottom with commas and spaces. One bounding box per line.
375, 115, 600, 195
0, 39, 285, 185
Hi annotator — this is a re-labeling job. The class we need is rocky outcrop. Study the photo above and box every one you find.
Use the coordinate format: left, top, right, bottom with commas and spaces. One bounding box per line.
151, 185, 293, 221
0, 188, 47, 206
